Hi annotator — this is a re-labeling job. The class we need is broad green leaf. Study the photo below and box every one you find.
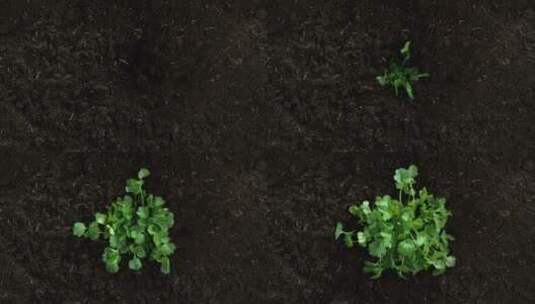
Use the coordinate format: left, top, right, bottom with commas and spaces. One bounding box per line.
394, 165, 418, 191
110, 234, 123, 248
398, 239, 416, 256
153, 212, 174, 229
86, 222, 100, 240
159, 242, 176, 256
401, 211, 412, 222
129, 229, 138, 239
120, 201, 134, 219
361, 201, 371, 215
73, 222, 87, 237
152, 231, 169, 246
412, 218, 424, 229
376, 196, 392, 220
106, 224, 115, 236
432, 259, 446, 271
146, 194, 154, 206
147, 224, 159, 235
103, 248, 121, 267
138, 168, 150, 179
348, 205, 359, 216
153, 196, 165, 207
357, 231, 367, 245
377, 75, 386, 86
137, 207, 150, 219
131, 245, 146, 258
133, 232, 145, 245
123, 195, 133, 204
376, 195, 390, 209
105, 261, 120, 273
445, 256, 456, 267
128, 257, 142, 271
415, 234, 427, 247
151, 248, 163, 262
369, 239, 387, 257
125, 178, 143, 194
95, 213, 106, 225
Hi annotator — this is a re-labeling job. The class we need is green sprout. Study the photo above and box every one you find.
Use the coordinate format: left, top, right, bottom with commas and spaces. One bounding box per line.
376, 41, 429, 99
73, 168, 176, 274
335, 165, 455, 279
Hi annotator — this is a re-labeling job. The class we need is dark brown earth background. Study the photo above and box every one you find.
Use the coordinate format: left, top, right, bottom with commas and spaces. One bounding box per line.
1, 1, 534, 303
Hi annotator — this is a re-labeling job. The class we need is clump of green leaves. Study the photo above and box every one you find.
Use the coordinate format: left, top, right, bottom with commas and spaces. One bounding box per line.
335, 165, 455, 279
73, 168, 176, 274
376, 41, 429, 99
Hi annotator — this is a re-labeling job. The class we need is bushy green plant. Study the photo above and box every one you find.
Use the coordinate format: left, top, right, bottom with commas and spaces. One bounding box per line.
376, 41, 429, 99
73, 168, 176, 274
335, 165, 455, 279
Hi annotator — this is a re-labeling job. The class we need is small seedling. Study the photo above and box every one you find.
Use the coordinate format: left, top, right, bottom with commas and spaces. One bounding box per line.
335, 165, 455, 279
73, 168, 176, 274
376, 41, 429, 99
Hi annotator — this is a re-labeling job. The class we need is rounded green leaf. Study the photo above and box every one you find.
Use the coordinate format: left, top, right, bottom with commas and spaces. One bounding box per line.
137, 207, 150, 219
105, 261, 120, 273
357, 232, 367, 245
153, 214, 173, 229
95, 213, 107, 225
128, 257, 143, 271
123, 195, 133, 204
369, 239, 387, 257
138, 168, 150, 179
126, 179, 143, 194
131, 245, 147, 258
398, 239, 416, 256
87, 222, 101, 240
134, 232, 146, 245
361, 201, 371, 215
415, 234, 427, 247
445, 256, 456, 268
103, 248, 121, 273
348, 205, 359, 216
153, 196, 165, 207
159, 242, 176, 256
147, 224, 160, 235
73, 222, 87, 237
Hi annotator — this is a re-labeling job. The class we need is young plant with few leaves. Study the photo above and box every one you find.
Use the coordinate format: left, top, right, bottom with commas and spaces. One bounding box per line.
376, 41, 429, 99
335, 165, 455, 279
73, 168, 176, 274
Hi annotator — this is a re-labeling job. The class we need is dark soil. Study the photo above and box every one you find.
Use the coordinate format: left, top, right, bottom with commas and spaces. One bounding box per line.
1, 1, 535, 303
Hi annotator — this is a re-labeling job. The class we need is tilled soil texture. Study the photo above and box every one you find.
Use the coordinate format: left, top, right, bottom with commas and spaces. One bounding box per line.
1, 1, 535, 303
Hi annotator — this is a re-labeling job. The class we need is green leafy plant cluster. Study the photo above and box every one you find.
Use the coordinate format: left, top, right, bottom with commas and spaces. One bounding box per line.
376, 41, 429, 99
335, 165, 455, 279
73, 168, 176, 274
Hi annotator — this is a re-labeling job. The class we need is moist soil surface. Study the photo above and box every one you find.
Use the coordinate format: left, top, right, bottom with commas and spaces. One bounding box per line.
1, 1, 535, 303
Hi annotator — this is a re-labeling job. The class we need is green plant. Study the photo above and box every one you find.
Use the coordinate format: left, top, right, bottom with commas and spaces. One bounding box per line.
73, 168, 176, 274
335, 165, 455, 279
376, 41, 429, 99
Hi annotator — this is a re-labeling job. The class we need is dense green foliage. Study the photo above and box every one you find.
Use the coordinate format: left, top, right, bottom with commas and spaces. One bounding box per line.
376, 41, 429, 99
335, 165, 455, 279
73, 168, 176, 274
